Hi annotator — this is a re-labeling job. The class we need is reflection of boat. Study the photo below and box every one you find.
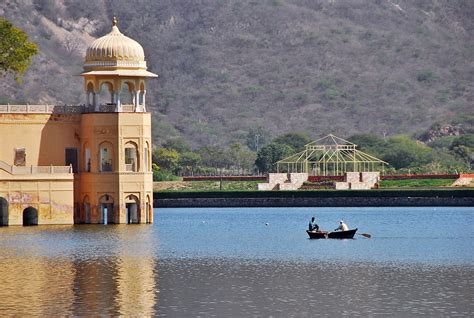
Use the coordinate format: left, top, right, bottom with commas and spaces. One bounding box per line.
306, 228, 357, 239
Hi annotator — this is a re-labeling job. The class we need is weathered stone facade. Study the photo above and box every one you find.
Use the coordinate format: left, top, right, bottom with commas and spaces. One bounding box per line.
0, 19, 155, 225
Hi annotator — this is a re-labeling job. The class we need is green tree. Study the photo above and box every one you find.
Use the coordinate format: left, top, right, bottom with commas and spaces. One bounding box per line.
255, 143, 294, 173
0, 18, 38, 80
162, 137, 190, 153
198, 146, 230, 174
229, 142, 257, 173
449, 135, 474, 169
179, 151, 201, 175
154, 148, 180, 173
273, 132, 312, 151
382, 136, 432, 169
346, 133, 386, 159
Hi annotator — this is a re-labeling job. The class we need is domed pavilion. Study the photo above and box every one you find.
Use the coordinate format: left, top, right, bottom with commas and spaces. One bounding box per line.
81, 17, 157, 112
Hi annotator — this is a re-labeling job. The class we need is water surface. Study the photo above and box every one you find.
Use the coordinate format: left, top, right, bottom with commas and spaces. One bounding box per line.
0, 207, 472, 316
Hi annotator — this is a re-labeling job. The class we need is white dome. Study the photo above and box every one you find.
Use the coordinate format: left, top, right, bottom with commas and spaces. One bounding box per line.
85, 25, 144, 63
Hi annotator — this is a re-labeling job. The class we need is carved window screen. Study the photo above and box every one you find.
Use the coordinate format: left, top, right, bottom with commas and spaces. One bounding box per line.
14, 148, 26, 166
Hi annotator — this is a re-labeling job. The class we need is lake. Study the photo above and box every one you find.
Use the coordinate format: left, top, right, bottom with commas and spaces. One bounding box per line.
0, 207, 472, 316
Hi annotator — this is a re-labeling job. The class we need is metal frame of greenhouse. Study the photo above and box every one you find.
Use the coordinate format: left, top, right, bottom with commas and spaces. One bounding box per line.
276, 134, 388, 176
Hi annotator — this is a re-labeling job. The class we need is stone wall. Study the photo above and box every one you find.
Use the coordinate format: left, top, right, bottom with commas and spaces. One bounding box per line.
335, 172, 380, 190
155, 196, 474, 208
258, 173, 309, 191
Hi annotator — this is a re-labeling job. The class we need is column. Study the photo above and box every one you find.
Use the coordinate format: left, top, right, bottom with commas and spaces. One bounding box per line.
94, 92, 100, 112
142, 90, 146, 112
134, 90, 140, 112
115, 92, 121, 112
111, 91, 115, 104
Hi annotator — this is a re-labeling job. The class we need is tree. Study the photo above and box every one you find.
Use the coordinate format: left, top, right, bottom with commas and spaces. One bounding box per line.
0, 18, 38, 80
162, 137, 191, 153
382, 136, 432, 169
179, 151, 201, 175
62, 35, 80, 55
229, 142, 257, 174
449, 135, 474, 169
348, 133, 385, 157
198, 146, 230, 174
154, 148, 180, 173
255, 143, 294, 173
273, 132, 312, 151
246, 126, 270, 151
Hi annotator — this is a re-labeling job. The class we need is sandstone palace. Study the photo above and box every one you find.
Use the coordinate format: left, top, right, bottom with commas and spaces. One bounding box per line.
0, 18, 156, 225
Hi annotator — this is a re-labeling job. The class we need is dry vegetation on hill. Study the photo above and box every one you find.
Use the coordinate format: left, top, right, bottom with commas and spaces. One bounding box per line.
0, 0, 472, 147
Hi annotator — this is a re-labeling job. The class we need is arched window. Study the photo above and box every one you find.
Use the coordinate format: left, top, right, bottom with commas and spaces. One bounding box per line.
146, 195, 152, 224
84, 143, 91, 172
120, 82, 135, 106
83, 196, 91, 224
125, 195, 140, 224
124, 141, 139, 172
86, 82, 95, 107
99, 142, 113, 172
144, 141, 150, 172
99, 82, 114, 106
99, 195, 114, 224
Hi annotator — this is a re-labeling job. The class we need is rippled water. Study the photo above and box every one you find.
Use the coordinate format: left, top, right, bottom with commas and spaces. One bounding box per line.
0, 207, 472, 316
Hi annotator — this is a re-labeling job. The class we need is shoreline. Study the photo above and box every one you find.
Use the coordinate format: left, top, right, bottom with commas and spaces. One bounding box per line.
154, 189, 474, 208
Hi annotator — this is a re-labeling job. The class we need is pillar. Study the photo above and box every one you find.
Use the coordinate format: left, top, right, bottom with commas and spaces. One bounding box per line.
134, 90, 140, 112
142, 90, 146, 112
115, 92, 121, 112
94, 92, 100, 112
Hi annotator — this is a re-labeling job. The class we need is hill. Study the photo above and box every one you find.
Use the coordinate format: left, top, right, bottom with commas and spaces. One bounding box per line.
0, 0, 472, 147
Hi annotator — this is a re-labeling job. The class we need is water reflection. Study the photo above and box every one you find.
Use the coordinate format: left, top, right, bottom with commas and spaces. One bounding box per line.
0, 207, 472, 316
0, 257, 75, 316
0, 225, 157, 316
154, 258, 474, 317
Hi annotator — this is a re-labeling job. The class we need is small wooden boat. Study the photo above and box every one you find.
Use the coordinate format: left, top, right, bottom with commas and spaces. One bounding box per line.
306, 228, 357, 239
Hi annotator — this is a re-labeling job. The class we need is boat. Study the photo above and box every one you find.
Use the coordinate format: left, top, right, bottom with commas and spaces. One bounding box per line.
306, 228, 357, 239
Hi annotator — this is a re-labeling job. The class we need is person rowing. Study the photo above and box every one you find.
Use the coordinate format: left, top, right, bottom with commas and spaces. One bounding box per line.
308, 216, 319, 232
334, 220, 348, 231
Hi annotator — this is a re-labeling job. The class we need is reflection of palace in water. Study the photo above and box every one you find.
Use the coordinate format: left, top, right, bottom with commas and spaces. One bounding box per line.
0, 227, 157, 316
0, 18, 156, 225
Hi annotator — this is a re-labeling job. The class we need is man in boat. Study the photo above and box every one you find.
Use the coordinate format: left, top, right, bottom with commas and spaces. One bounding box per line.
334, 220, 348, 231
308, 216, 319, 232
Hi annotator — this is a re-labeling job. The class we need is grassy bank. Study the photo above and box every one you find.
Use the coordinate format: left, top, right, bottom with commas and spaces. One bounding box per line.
155, 188, 474, 199
154, 180, 259, 192
155, 178, 462, 192
379, 178, 456, 188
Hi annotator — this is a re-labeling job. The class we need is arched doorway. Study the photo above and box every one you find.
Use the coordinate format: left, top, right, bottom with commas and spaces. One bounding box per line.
99, 195, 114, 224
83, 196, 91, 224
146, 195, 152, 224
125, 195, 140, 224
23, 207, 38, 226
0, 197, 8, 226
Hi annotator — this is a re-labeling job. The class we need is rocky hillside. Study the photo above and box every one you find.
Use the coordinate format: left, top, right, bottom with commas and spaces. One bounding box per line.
0, 0, 472, 147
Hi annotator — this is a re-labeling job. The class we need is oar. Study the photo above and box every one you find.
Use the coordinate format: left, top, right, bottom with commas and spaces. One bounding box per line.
357, 233, 372, 238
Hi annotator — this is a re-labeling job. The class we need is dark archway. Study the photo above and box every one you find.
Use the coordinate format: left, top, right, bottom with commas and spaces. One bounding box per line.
99, 195, 115, 224
23, 207, 38, 226
125, 195, 140, 224
0, 197, 8, 226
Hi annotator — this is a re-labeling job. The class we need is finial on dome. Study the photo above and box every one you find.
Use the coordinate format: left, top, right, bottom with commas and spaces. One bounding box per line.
112, 16, 118, 27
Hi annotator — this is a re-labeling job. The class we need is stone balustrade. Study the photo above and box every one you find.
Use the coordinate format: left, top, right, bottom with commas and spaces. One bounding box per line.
0, 161, 73, 175
0, 104, 141, 114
